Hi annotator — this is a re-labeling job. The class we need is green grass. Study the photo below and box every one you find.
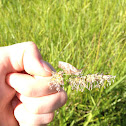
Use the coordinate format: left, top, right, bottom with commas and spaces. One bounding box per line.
0, 0, 126, 125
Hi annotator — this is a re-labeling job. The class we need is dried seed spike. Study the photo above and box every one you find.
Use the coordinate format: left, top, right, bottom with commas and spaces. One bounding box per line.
58, 61, 83, 75
69, 74, 116, 91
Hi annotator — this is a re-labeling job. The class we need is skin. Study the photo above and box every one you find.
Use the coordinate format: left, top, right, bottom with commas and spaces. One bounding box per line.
0, 42, 67, 126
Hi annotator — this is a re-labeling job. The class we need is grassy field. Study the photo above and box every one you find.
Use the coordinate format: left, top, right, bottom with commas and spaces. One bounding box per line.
0, 0, 126, 125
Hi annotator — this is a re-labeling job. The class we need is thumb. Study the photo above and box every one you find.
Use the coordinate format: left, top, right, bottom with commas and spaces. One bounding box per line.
7, 42, 52, 76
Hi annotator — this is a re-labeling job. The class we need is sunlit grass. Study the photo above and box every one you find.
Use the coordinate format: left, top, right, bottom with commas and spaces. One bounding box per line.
0, 0, 126, 125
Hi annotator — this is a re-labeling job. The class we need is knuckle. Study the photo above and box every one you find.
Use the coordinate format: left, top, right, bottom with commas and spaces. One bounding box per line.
60, 90, 67, 106
26, 41, 35, 46
24, 41, 38, 50
46, 113, 54, 123
33, 112, 54, 125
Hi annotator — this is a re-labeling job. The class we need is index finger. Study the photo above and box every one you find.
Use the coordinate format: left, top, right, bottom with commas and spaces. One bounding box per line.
6, 73, 58, 97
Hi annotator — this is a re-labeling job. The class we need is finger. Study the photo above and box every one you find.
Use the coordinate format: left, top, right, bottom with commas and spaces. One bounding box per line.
17, 89, 67, 114
6, 73, 57, 97
7, 42, 52, 76
44, 61, 56, 72
19, 124, 47, 126
14, 103, 54, 125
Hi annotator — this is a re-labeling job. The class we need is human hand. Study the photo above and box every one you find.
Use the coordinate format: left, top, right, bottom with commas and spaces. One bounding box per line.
0, 42, 67, 126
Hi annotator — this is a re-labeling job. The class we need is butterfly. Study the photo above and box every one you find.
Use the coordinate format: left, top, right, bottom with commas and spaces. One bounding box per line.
58, 61, 83, 75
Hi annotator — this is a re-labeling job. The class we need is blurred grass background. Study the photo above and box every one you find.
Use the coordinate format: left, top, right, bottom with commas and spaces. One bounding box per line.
0, 0, 126, 125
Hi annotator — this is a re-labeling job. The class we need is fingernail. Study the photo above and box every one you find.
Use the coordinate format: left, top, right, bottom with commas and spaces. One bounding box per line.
40, 60, 52, 75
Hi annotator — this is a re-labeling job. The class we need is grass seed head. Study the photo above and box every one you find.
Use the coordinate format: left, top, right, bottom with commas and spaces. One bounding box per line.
69, 74, 116, 91
49, 71, 64, 92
